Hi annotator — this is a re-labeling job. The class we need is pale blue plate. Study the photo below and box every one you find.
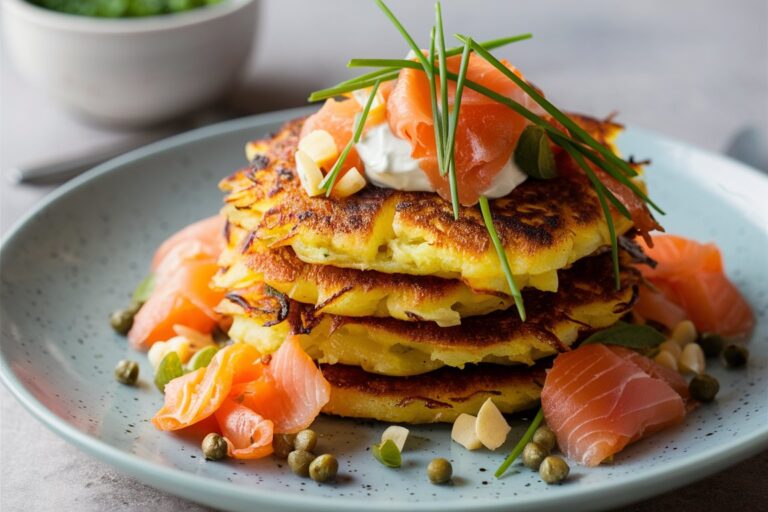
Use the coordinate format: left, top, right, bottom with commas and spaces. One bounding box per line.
1, 107, 766, 512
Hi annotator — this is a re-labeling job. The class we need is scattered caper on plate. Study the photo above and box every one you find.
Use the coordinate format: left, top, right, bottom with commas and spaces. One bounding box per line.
427, 458, 452, 485
532, 425, 557, 452
722, 344, 748, 368
522, 442, 548, 470
201, 433, 228, 461
689, 374, 720, 402
539, 455, 570, 484
109, 302, 142, 335
114, 359, 139, 385
697, 333, 726, 358
309, 454, 338, 483
273, 434, 297, 459
294, 429, 318, 452
288, 450, 316, 477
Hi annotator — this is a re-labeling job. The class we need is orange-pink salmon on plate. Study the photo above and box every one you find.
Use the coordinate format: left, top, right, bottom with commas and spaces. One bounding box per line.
128, 216, 227, 350
152, 337, 330, 459
541, 344, 689, 467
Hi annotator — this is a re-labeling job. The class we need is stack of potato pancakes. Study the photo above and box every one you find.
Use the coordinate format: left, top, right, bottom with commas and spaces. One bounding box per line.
213, 115, 642, 424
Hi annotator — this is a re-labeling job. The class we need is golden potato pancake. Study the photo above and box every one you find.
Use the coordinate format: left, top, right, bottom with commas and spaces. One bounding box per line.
214, 223, 512, 327
320, 363, 544, 424
220, 115, 640, 294
218, 250, 640, 376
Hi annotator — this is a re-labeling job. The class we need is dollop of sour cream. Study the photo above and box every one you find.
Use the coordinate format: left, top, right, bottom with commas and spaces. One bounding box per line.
355, 122, 528, 198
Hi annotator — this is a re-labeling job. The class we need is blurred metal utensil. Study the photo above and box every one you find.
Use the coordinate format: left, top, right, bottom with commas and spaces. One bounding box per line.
725, 125, 768, 174
7, 140, 152, 185
7, 108, 238, 185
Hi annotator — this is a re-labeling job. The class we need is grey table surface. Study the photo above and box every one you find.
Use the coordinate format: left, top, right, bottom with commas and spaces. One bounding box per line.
1, 0, 767, 510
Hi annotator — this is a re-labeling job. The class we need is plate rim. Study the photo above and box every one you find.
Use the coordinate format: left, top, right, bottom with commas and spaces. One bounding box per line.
1, 106, 767, 512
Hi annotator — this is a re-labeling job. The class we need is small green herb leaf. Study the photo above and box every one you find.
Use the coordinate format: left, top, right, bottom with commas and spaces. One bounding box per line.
132, 273, 156, 304
582, 321, 665, 349
154, 352, 184, 392
187, 346, 218, 372
372, 439, 402, 468
514, 125, 557, 180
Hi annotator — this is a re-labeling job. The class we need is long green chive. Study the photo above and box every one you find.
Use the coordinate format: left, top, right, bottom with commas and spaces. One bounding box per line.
561, 141, 622, 289
456, 35, 664, 214
345, 57, 641, 286
320, 79, 381, 195
309, 69, 400, 102
444, 38, 472, 220
568, 146, 632, 220
348, 58, 579, 139
309, 2, 658, 300
374, 0, 432, 70
428, 27, 446, 174
374, 0, 450, 180
337, 67, 398, 88
495, 408, 543, 478
435, 2, 449, 155
321, 141, 355, 195
376, 0, 463, 219
345, 58, 646, 217
310, 34, 532, 102
479, 196, 525, 320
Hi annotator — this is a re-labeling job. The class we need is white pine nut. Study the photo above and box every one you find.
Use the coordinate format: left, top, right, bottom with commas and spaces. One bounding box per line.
679, 343, 705, 375
654, 350, 679, 372
671, 320, 697, 347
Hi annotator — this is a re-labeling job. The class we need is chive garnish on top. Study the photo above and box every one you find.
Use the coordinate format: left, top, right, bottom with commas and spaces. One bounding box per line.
308, 0, 662, 312
444, 37, 472, 220
319, 79, 381, 196
435, 2, 449, 172
314, 34, 532, 102
479, 196, 525, 320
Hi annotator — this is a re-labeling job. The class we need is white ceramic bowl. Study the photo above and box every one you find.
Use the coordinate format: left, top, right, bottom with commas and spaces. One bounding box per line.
2, 0, 258, 127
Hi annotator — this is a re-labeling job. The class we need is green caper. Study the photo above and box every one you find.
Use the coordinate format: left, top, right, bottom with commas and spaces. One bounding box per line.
689, 374, 720, 402
201, 433, 228, 461
532, 425, 557, 452
114, 359, 139, 385
273, 433, 297, 459
109, 302, 141, 335
308, 454, 338, 483
522, 442, 548, 470
287, 450, 316, 477
539, 455, 569, 484
697, 334, 726, 358
427, 458, 452, 485
294, 429, 318, 452
721, 344, 748, 368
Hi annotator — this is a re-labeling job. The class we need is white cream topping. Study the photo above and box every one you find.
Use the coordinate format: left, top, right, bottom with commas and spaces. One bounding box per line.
355, 123, 433, 192
355, 122, 528, 198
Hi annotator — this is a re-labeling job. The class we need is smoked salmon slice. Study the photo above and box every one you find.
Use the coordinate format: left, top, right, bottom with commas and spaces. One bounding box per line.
300, 98, 364, 176
152, 343, 262, 431
302, 54, 533, 205
387, 54, 531, 205
541, 343, 687, 467
637, 235, 722, 281
230, 336, 332, 434
214, 398, 274, 459
153, 338, 330, 458
128, 260, 224, 350
151, 216, 226, 280
128, 216, 226, 349
633, 285, 688, 332
636, 235, 754, 338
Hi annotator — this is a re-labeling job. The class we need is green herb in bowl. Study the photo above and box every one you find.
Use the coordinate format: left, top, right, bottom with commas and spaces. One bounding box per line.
28, 0, 224, 18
